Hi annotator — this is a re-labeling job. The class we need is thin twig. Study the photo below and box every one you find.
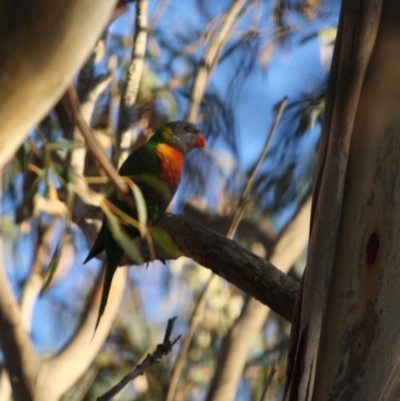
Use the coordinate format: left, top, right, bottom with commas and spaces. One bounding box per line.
97, 317, 180, 401
148, 0, 170, 33
229, 97, 287, 235
186, 0, 248, 122
259, 362, 277, 401
165, 277, 212, 401
165, 98, 287, 401
61, 86, 128, 195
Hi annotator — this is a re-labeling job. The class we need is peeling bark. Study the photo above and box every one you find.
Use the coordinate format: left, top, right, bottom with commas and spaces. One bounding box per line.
284, 1, 400, 400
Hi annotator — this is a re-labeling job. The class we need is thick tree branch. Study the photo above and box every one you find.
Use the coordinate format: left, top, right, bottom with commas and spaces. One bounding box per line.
183, 203, 275, 253
81, 204, 299, 319
148, 214, 298, 321
0, 369, 11, 401
77, 202, 298, 321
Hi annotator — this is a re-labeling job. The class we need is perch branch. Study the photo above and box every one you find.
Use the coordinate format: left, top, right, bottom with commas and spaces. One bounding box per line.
77, 207, 298, 321
140, 214, 298, 321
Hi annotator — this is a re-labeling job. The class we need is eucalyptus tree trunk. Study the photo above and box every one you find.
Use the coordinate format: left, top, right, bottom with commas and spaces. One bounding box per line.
284, 0, 400, 400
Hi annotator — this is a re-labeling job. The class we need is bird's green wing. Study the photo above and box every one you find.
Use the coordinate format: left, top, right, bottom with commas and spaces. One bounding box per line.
84, 144, 161, 263
116, 143, 172, 220
118, 142, 159, 177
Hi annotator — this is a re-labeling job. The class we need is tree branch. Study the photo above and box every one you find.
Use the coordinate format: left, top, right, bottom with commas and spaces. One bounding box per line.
182, 203, 275, 253
97, 317, 180, 401
77, 203, 298, 321
0, 244, 41, 401
115, 0, 149, 160
0, 369, 11, 401
152, 214, 298, 320
186, 0, 248, 122
61, 86, 129, 195
72, 171, 300, 320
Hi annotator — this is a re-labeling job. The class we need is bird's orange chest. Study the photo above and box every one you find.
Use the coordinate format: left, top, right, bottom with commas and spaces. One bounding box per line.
155, 144, 184, 192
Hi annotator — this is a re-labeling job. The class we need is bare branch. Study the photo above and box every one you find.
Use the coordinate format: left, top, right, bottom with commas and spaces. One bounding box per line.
165, 275, 214, 401
115, 0, 149, 159
0, 241, 41, 401
70, 73, 111, 176
97, 317, 180, 401
148, 0, 170, 33
61, 85, 129, 195
77, 206, 298, 320
147, 214, 298, 320
186, 0, 247, 122
259, 362, 277, 401
229, 98, 287, 235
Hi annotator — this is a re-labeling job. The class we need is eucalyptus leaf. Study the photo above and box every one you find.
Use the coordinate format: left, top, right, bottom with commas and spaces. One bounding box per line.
128, 181, 147, 237
134, 173, 171, 200
40, 234, 64, 296
105, 210, 144, 265
150, 227, 181, 259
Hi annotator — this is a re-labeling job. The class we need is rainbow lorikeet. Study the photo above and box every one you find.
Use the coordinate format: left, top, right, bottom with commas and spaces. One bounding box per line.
84, 121, 207, 332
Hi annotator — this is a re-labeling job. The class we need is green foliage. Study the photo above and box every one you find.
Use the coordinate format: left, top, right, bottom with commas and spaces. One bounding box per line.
149, 227, 181, 259
103, 207, 144, 265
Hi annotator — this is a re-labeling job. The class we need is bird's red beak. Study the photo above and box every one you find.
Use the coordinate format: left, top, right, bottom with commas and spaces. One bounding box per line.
194, 134, 207, 149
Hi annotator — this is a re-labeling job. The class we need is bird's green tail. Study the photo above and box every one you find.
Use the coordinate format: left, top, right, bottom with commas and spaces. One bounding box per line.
93, 240, 124, 335
84, 223, 108, 264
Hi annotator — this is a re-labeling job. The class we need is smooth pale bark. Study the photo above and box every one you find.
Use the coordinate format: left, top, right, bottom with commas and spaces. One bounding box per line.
284, 0, 400, 400
36, 268, 128, 401
0, 257, 127, 401
0, 0, 117, 169
0, 234, 126, 401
